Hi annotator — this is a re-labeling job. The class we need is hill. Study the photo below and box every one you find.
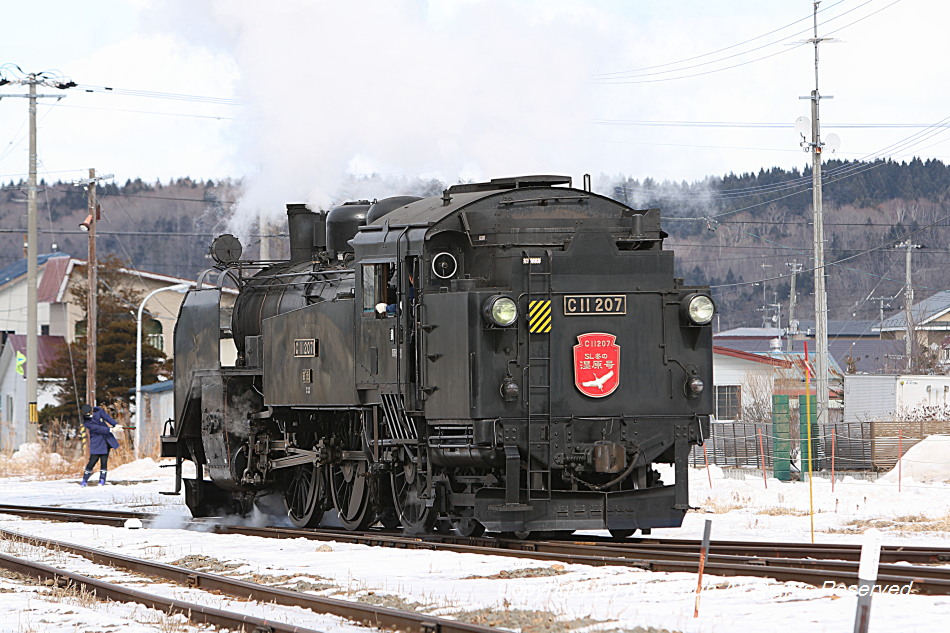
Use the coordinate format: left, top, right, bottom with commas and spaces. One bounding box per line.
2, 160, 947, 332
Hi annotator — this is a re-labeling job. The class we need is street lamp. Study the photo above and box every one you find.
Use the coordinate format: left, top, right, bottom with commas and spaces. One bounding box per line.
136, 283, 190, 458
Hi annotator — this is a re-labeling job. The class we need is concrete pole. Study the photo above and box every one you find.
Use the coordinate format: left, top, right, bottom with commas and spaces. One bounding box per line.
86, 168, 98, 407
807, 3, 831, 430
902, 241, 920, 371
26, 77, 39, 440
787, 262, 801, 352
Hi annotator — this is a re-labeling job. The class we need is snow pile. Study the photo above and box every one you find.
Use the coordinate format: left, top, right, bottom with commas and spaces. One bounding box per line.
880, 434, 950, 484
111, 458, 164, 479
0, 443, 70, 475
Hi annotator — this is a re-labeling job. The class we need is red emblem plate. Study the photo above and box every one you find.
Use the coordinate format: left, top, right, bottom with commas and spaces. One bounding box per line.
573, 332, 620, 397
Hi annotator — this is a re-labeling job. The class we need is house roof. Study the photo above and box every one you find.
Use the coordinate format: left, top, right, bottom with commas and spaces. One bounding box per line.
37, 258, 202, 303
829, 339, 908, 374
36, 255, 74, 303
140, 380, 174, 394
714, 346, 793, 368
794, 320, 879, 338
715, 327, 784, 339
0, 252, 70, 289
1, 334, 66, 372
876, 290, 950, 331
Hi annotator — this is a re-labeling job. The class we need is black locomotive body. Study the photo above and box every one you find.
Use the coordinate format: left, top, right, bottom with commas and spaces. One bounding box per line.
163, 175, 714, 537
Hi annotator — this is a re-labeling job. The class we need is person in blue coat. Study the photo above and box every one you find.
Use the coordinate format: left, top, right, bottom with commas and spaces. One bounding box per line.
80, 404, 119, 486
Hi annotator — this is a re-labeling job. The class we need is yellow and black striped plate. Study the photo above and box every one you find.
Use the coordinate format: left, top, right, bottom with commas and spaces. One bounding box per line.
528, 300, 552, 333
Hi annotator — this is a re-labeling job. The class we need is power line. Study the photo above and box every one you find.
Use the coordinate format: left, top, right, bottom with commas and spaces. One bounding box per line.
593, 0, 901, 84
74, 84, 241, 106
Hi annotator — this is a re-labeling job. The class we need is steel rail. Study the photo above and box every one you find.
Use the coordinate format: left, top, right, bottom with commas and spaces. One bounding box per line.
0, 551, 328, 633
4, 504, 949, 593
0, 528, 503, 633
218, 525, 950, 595
5, 504, 948, 564
578, 537, 950, 564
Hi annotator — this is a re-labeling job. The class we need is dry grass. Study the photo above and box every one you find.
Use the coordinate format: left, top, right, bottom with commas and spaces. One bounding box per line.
0, 415, 153, 479
455, 605, 603, 633
757, 506, 812, 517
824, 512, 950, 534
464, 565, 567, 580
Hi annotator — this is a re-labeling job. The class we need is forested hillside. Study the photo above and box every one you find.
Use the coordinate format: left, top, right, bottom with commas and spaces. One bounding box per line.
612, 158, 950, 330
2, 159, 948, 331
0, 177, 239, 281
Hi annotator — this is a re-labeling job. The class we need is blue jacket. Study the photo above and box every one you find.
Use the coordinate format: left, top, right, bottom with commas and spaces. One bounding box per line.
83, 407, 119, 454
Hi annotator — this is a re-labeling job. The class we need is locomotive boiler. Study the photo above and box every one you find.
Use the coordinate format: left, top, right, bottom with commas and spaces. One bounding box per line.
162, 174, 714, 537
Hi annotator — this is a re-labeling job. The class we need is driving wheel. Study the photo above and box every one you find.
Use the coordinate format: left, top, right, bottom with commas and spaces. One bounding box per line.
284, 462, 326, 528
329, 458, 373, 530
391, 459, 437, 535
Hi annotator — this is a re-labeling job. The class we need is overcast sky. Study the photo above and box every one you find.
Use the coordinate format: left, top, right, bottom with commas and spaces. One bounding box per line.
2, 0, 948, 219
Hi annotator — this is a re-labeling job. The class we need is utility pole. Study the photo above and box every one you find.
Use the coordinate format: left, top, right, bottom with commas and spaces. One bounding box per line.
797, 3, 837, 429
787, 261, 802, 351
78, 170, 113, 407
869, 293, 894, 339
899, 240, 922, 371
759, 263, 772, 305
0, 67, 75, 438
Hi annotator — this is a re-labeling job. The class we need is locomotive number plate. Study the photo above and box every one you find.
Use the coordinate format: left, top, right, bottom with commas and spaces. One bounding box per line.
563, 295, 626, 316
293, 338, 317, 357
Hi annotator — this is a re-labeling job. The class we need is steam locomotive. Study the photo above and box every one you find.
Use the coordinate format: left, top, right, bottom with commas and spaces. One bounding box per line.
162, 175, 714, 537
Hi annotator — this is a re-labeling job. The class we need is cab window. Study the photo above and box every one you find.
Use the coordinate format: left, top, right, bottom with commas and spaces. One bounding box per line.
361, 263, 395, 314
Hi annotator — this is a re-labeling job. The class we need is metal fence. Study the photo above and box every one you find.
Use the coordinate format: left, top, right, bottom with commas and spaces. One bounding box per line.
690, 420, 877, 471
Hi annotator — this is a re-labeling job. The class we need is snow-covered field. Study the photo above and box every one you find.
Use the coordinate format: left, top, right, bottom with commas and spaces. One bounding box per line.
2, 437, 949, 633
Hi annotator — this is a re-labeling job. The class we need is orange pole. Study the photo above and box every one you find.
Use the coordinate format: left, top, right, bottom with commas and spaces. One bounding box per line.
898, 428, 903, 493
693, 520, 712, 618
831, 432, 836, 494
702, 441, 712, 488
757, 427, 768, 489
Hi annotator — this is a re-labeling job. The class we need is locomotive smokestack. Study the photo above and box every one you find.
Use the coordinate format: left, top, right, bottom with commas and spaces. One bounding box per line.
313, 209, 327, 253
286, 203, 316, 263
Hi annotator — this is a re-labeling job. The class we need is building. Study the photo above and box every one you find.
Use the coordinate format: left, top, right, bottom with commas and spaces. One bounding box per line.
0, 252, 236, 451
715, 323, 905, 375
875, 289, 950, 364
844, 374, 950, 424
137, 379, 175, 457
0, 334, 66, 450
713, 345, 842, 423
712, 346, 791, 422
0, 253, 196, 354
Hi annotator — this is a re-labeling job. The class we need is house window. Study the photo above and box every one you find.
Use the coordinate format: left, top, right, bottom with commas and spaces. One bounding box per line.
716, 385, 742, 421
146, 333, 164, 352
144, 318, 163, 352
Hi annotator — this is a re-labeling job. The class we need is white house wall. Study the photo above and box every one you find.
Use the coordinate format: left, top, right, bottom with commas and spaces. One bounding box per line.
714, 355, 774, 386
0, 282, 51, 334
0, 347, 61, 452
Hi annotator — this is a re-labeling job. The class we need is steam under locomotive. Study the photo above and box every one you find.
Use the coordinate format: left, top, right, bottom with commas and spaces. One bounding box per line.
162, 175, 714, 537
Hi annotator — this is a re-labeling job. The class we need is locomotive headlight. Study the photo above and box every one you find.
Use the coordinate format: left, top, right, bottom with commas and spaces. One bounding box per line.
682, 293, 715, 325
688, 377, 705, 395
483, 295, 518, 327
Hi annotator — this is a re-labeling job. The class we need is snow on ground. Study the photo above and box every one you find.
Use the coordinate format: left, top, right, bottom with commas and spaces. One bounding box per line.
1, 446, 949, 633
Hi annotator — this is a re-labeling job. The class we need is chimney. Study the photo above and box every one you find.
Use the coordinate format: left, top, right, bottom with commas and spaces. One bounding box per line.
286, 203, 315, 263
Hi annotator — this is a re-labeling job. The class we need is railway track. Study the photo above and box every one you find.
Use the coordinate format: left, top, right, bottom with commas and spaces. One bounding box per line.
3, 503, 950, 595
0, 526, 504, 633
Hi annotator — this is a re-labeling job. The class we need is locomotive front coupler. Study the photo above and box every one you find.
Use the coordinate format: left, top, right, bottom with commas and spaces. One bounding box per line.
554, 441, 629, 474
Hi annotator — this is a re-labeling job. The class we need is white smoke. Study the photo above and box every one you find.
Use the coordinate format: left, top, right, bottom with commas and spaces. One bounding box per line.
150, 0, 638, 234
